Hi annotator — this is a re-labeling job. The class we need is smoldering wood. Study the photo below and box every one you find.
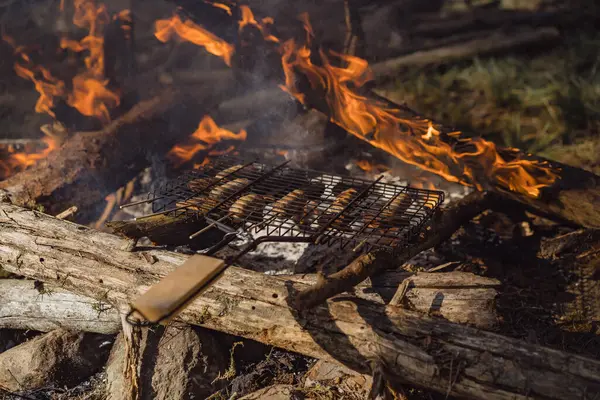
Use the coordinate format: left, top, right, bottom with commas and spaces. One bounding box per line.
1, 203, 599, 400
0, 70, 239, 222
0, 279, 120, 334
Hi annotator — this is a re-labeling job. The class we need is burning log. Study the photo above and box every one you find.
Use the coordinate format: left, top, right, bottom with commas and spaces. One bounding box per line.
1, 202, 599, 400
0, 70, 239, 221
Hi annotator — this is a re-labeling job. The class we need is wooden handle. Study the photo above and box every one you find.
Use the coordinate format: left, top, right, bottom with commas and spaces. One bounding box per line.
129, 254, 227, 324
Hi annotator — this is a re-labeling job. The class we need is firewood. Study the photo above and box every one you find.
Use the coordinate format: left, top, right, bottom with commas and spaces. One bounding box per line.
0, 279, 120, 334
1, 202, 599, 400
0, 69, 238, 222
370, 27, 560, 77
0, 329, 112, 392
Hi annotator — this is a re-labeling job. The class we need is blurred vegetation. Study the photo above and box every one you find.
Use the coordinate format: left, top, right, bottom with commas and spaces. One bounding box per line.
382, 6, 600, 174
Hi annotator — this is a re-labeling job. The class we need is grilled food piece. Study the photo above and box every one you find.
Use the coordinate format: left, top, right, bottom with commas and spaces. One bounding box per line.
272, 189, 308, 218
228, 193, 266, 222
381, 192, 412, 220
176, 196, 219, 213
215, 164, 245, 180
187, 177, 216, 193
328, 188, 357, 214
209, 178, 250, 201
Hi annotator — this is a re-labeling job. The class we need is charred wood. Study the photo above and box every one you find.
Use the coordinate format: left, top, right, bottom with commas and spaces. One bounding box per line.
0, 70, 239, 222
1, 203, 599, 399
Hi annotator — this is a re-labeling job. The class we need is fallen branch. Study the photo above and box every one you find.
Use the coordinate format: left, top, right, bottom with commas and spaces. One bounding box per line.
371, 27, 560, 79
1, 203, 599, 399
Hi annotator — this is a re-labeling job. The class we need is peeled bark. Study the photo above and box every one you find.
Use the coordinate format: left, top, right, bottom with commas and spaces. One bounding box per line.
0, 203, 599, 400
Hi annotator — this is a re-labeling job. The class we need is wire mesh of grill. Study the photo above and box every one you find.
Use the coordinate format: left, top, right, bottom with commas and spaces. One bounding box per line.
140, 156, 444, 254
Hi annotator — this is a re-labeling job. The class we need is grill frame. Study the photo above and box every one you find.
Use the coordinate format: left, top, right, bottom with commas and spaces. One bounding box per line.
136, 156, 445, 255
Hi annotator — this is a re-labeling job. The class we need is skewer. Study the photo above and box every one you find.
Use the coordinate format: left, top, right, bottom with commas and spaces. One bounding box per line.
120, 197, 164, 209
189, 214, 230, 239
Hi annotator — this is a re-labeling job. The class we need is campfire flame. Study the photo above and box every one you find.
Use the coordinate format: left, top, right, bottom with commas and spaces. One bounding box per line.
1, 0, 123, 179
155, 13, 235, 66
60, 0, 120, 122
154, 6, 559, 198
167, 115, 247, 168
0, 128, 61, 180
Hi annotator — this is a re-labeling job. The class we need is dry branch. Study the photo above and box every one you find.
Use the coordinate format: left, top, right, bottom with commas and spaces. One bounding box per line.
0, 203, 599, 399
370, 27, 560, 77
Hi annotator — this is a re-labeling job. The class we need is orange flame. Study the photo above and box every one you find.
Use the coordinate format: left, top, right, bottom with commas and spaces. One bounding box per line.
0, 129, 60, 180
5, 0, 120, 123
238, 5, 279, 43
278, 18, 558, 198
167, 115, 247, 168
154, 6, 558, 198
355, 160, 389, 173
155, 14, 235, 66
60, 0, 120, 123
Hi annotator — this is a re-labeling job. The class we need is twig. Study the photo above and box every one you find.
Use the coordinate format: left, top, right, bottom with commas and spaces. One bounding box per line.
292, 191, 494, 309
55, 206, 78, 220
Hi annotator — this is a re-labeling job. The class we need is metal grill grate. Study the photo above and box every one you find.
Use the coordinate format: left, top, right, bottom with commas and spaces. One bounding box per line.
135, 156, 444, 254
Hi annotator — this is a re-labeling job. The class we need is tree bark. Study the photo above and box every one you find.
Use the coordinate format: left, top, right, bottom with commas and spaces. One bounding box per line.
0, 202, 599, 400
0, 279, 120, 334
0, 70, 237, 222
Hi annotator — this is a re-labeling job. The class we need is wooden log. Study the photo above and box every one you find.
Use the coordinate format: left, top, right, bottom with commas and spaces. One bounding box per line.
0, 279, 120, 334
0, 69, 237, 222
370, 27, 560, 79
0, 203, 599, 400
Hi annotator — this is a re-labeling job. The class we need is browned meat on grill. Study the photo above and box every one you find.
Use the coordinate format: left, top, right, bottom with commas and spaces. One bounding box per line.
215, 164, 245, 179
209, 178, 250, 201
228, 193, 266, 222
381, 192, 412, 220
272, 189, 308, 218
187, 177, 216, 193
328, 188, 357, 214
176, 196, 219, 213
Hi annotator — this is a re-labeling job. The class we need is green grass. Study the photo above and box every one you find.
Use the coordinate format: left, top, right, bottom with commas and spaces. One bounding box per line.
381, 33, 600, 173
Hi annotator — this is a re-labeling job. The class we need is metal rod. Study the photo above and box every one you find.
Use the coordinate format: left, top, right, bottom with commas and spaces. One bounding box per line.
134, 160, 257, 221
120, 197, 164, 209
189, 214, 230, 239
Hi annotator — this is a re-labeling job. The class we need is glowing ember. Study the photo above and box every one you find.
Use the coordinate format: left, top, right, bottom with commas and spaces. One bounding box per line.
155, 14, 235, 66
167, 115, 247, 168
